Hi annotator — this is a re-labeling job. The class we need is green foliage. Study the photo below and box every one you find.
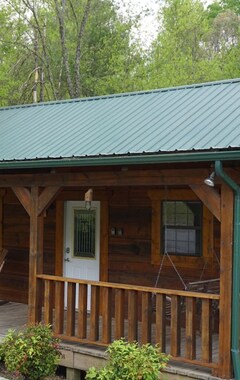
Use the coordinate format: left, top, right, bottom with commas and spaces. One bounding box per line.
221, 0, 240, 15
206, 2, 224, 20
85, 338, 169, 380
148, 0, 212, 88
0, 0, 146, 105
0, 0, 240, 105
0, 323, 61, 380
147, 0, 240, 89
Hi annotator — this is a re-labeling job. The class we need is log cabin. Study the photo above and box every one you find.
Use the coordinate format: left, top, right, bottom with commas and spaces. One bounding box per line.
0, 78, 239, 379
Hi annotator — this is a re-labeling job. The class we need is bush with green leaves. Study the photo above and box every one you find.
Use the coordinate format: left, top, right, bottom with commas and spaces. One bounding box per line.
0, 323, 61, 380
86, 338, 169, 380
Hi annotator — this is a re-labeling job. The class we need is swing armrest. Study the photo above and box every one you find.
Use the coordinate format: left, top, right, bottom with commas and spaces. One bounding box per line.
186, 278, 220, 294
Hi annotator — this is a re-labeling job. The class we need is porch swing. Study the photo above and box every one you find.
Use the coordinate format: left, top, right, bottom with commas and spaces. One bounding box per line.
0, 248, 7, 272
153, 190, 220, 303
154, 190, 208, 291
151, 189, 220, 323
154, 247, 219, 293
153, 250, 220, 325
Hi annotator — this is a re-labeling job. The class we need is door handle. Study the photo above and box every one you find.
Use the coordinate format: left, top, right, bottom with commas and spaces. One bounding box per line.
64, 258, 70, 262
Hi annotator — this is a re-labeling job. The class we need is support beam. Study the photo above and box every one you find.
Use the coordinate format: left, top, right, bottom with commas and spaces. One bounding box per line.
13, 186, 60, 217
0, 190, 5, 250
12, 187, 31, 215
0, 169, 213, 187
12, 185, 62, 324
38, 186, 61, 215
190, 185, 221, 222
1, 167, 240, 188
217, 183, 233, 379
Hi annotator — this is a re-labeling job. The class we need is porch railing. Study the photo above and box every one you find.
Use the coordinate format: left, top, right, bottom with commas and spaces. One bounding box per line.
37, 274, 220, 369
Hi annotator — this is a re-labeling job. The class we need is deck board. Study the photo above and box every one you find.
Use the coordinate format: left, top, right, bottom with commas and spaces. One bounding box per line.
0, 302, 28, 339
0, 302, 219, 361
0, 302, 221, 380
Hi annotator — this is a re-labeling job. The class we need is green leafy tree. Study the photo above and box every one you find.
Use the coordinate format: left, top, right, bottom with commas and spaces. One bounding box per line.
147, 0, 240, 89
205, 5, 240, 78
0, 0, 146, 105
148, 0, 215, 88
0, 4, 29, 105
221, 0, 240, 15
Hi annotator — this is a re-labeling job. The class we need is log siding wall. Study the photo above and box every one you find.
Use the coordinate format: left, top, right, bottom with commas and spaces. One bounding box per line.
0, 187, 220, 303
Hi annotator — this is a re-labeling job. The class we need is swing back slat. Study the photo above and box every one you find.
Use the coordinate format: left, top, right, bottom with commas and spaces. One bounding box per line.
0, 248, 8, 271
186, 278, 220, 294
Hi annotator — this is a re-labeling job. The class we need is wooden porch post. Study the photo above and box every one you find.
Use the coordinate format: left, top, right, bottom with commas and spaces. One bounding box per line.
29, 187, 43, 323
13, 185, 60, 324
0, 190, 5, 250
217, 183, 233, 379
55, 200, 64, 276
100, 200, 109, 281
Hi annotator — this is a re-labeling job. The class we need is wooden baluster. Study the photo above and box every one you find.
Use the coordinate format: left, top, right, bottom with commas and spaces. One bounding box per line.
78, 284, 87, 339
102, 287, 112, 344
155, 293, 166, 352
201, 299, 212, 363
171, 295, 181, 357
185, 297, 196, 360
55, 281, 64, 334
89, 286, 100, 341
44, 279, 54, 325
128, 290, 138, 342
141, 292, 151, 344
66, 282, 76, 336
115, 289, 125, 339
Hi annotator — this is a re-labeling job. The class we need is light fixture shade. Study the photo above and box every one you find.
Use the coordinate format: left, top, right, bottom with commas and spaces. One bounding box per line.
84, 188, 93, 209
204, 172, 215, 187
85, 188, 93, 202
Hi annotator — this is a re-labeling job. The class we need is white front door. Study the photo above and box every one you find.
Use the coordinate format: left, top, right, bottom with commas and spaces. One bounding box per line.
63, 201, 100, 307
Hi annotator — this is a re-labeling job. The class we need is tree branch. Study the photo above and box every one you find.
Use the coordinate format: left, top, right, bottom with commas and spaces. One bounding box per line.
74, 0, 92, 98
22, 0, 58, 99
54, 0, 74, 98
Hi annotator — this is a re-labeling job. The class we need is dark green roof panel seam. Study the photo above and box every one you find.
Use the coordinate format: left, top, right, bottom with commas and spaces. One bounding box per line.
0, 78, 240, 167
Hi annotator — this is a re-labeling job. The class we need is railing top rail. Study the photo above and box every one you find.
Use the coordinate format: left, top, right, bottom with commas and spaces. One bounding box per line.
37, 274, 220, 300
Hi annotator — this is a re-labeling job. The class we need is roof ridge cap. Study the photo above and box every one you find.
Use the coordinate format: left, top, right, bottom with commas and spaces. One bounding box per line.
1, 78, 239, 110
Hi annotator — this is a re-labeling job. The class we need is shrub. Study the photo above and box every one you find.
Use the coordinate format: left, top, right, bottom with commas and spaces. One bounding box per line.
85, 338, 169, 380
0, 323, 61, 380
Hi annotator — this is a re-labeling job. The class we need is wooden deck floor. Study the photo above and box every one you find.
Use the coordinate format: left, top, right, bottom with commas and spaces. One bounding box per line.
0, 302, 28, 340
0, 301, 219, 358
0, 302, 221, 380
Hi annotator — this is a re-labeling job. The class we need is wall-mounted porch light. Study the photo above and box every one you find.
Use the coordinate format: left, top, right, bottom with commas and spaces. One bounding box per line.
84, 188, 93, 210
204, 171, 215, 187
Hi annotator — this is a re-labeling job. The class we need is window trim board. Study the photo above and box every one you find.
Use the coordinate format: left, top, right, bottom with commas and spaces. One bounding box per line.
148, 189, 213, 268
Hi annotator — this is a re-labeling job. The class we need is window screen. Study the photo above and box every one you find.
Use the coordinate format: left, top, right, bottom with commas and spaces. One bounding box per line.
162, 201, 202, 256
74, 209, 96, 258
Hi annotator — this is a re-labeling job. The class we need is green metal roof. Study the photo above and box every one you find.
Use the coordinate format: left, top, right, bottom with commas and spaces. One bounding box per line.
0, 78, 240, 168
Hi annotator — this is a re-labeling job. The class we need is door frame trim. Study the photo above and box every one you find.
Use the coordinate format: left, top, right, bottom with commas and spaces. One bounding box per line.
55, 199, 109, 281
63, 200, 100, 279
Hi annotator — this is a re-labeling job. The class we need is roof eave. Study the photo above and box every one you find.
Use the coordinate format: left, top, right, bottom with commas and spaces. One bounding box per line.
0, 149, 240, 169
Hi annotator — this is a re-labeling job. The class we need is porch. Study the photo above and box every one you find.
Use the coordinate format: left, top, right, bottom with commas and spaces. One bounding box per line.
0, 167, 235, 379
0, 286, 222, 380
31, 275, 221, 378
